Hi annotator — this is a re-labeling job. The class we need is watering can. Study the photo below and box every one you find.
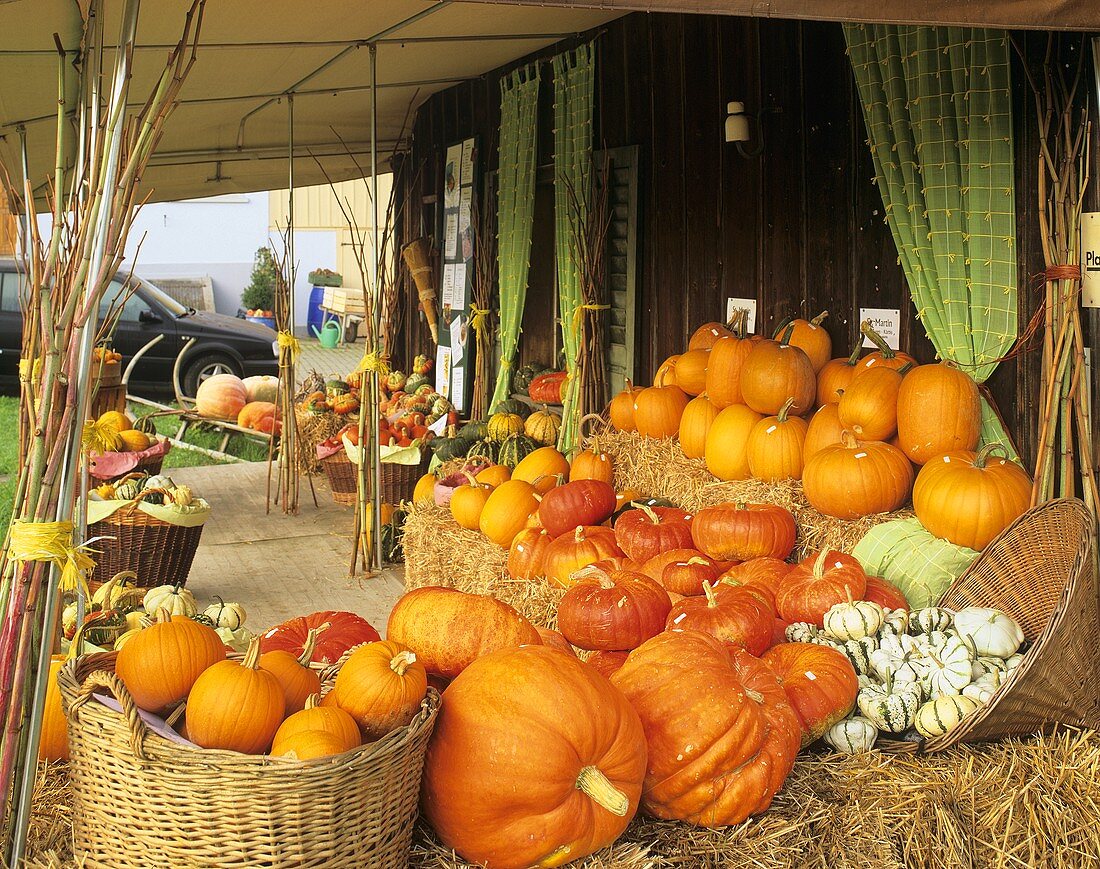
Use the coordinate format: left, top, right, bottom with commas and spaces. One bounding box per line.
312, 320, 342, 349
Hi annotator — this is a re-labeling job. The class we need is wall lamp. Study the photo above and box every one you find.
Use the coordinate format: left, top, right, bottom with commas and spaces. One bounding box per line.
725, 101, 777, 158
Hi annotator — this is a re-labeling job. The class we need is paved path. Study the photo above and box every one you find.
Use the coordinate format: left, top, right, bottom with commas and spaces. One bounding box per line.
296, 337, 364, 383
170, 462, 403, 634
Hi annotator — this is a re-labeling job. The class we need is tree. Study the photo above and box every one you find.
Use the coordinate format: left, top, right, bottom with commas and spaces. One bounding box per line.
241, 247, 277, 311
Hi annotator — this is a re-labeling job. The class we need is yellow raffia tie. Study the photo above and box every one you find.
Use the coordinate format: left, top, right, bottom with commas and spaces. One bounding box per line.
571, 303, 610, 334
9, 520, 96, 597
469, 305, 490, 333
18, 357, 42, 383
276, 330, 301, 364
358, 351, 391, 378
82, 418, 121, 454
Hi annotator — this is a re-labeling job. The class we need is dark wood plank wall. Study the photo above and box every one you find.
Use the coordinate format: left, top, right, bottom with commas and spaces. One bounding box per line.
393, 13, 1096, 469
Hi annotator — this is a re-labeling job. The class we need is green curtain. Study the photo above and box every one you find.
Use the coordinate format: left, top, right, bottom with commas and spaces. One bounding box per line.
491, 65, 541, 411
844, 25, 1017, 452
552, 43, 595, 454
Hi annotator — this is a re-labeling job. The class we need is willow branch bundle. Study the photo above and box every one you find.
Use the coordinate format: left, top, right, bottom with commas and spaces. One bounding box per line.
0, 0, 205, 849
470, 189, 496, 420
268, 232, 299, 515
1013, 34, 1096, 512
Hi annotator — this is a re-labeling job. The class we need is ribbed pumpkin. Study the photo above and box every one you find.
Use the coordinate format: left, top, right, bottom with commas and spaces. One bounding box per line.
273, 693, 361, 756
678, 394, 719, 458
653, 355, 679, 387
487, 412, 526, 442
691, 502, 797, 562
525, 407, 563, 446
542, 526, 625, 588
689, 321, 732, 350
781, 311, 831, 372
570, 439, 614, 484
837, 364, 910, 441
413, 472, 437, 505
449, 472, 493, 530
896, 362, 981, 464
614, 504, 694, 563
259, 625, 325, 716
327, 640, 428, 740
539, 479, 617, 538
557, 564, 672, 651
746, 397, 807, 481
859, 321, 918, 372
479, 478, 541, 547
633, 385, 689, 439
475, 464, 511, 488
674, 348, 709, 396
762, 643, 858, 746
739, 327, 816, 415
816, 336, 864, 405
609, 380, 643, 431
775, 549, 869, 626
661, 553, 721, 596
194, 373, 248, 420
511, 446, 569, 494
186, 638, 285, 754
803, 403, 845, 463
704, 404, 762, 481
912, 445, 1032, 550
507, 527, 553, 580
665, 582, 774, 656
802, 431, 914, 519
705, 312, 757, 409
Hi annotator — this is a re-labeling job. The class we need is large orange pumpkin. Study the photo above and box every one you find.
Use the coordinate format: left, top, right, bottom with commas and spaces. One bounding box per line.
762, 643, 858, 745
705, 313, 757, 409
613, 504, 694, 563
896, 362, 981, 464
512, 447, 570, 494
746, 397, 808, 481
327, 640, 428, 740
479, 478, 541, 547
678, 394, 720, 459
666, 582, 774, 655
116, 610, 225, 712
775, 549, 869, 626
539, 479, 617, 538
859, 321, 917, 372
259, 625, 325, 716
838, 364, 910, 441
704, 403, 762, 481
802, 431, 914, 519
816, 337, 864, 405
609, 380, 643, 432
194, 373, 248, 420
542, 526, 625, 587
803, 403, 845, 463
557, 564, 671, 651
781, 311, 832, 372
739, 328, 816, 416
912, 445, 1032, 550
691, 502, 796, 562
507, 527, 553, 580
610, 632, 800, 827
689, 321, 732, 350
570, 439, 615, 484
387, 586, 542, 678
673, 348, 709, 396
423, 645, 647, 869
633, 385, 689, 439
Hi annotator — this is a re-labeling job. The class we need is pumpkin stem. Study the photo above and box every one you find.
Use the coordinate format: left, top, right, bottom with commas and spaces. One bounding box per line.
745, 688, 765, 704
812, 549, 830, 580
772, 316, 793, 339
776, 397, 796, 423
573, 526, 586, 543
726, 307, 747, 337
242, 637, 262, 670
638, 503, 660, 524
390, 649, 418, 676
702, 581, 719, 608
575, 765, 630, 817
297, 622, 331, 666
777, 322, 796, 347
839, 430, 859, 449
897, 361, 915, 375
859, 320, 895, 359
845, 336, 863, 366
685, 556, 711, 567
973, 443, 1009, 469
810, 310, 828, 327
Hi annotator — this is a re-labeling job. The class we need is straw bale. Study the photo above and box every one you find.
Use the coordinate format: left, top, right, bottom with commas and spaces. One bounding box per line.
599, 430, 912, 559
293, 406, 347, 474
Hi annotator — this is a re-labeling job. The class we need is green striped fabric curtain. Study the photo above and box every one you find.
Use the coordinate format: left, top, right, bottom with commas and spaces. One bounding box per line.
552, 43, 595, 454
491, 65, 541, 410
844, 25, 1017, 451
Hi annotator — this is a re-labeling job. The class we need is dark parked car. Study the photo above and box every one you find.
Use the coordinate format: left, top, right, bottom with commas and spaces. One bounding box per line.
0, 259, 279, 396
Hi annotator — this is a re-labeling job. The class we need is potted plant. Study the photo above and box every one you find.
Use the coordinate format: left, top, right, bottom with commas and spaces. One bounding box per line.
308, 268, 342, 288
241, 248, 277, 328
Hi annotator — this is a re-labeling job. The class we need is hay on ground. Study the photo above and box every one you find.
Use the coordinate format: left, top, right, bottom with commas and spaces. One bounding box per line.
293, 406, 346, 474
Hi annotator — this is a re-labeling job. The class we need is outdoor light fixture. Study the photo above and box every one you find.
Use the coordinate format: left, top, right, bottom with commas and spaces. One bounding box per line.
725, 101, 766, 158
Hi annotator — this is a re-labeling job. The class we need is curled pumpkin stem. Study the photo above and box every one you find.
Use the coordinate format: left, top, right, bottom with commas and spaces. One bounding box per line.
575, 765, 629, 817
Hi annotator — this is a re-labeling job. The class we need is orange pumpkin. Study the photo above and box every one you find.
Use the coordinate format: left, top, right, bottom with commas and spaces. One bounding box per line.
803, 403, 845, 463
194, 373, 248, 420
259, 625, 325, 716
802, 431, 914, 519
859, 321, 918, 372
689, 321, 732, 350
775, 549, 869, 626
512, 447, 569, 494
638, 546, 708, 582
673, 348, 709, 396
327, 640, 428, 740
704, 403, 762, 481
610, 632, 800, 827
423, 646, 647, 869
479, 478, 541, 547
746, 397, 808, 481
665, 581, 774, 655
557, 564, 671, 651
633, 385, 689, 439
272, 729, 354, 761
609, 380, 643, 431
661, 553, 721, 596
587, 650, 629, 679
762, 643, 858, 745
507, 527, 553, 580
475, 464, 511, 488
781, 311, 831, 372
896, 362, 981, 465
613, 504, 694, 563
535, 627, 576, 656
542, 526, 624, 588
449, 472, 493, 530
816, 336, 863, 405
653, 355, 680, 387
705, 311, 756, 409
274, 693, 361, 754
38, 655, 69, 761
678, 394, 720, 459
614, 488, 644, 513
387, 586, 542, 679
691, 502, 797, 562
237, 401, 278, 432
715, 557, 793, 613
187, 638, 285, 754
838, 364, 910, 441
739, 327, 816, 416
863, 574, 909, 611
413, 472, 438, 505
570, 439, 615, 484
912, 444, 1032, 550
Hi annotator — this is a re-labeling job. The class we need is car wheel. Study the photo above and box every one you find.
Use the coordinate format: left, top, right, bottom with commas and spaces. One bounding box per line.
182, 354, 240, 397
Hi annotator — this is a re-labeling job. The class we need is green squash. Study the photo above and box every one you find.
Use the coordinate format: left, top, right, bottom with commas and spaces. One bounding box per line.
492, 399, 532, 420
325, 379, 350, 396
466, 438, 497, 464
432, 436, 473, 463
459, 420, 489, 441
497, 434, 539, 469
512, 362, 549, 394
404, 373, 429, 393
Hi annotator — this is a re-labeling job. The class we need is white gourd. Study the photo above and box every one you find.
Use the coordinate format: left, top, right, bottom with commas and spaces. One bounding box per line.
823, 595, 884, 641
202, 596, 247, 629
785, 622, 819, 644
914, 694, 979, 738
920, 634, 973, 697
880, 608, 910, 638
971, 656, 1009, 681
962, 670, 1003, 705
143, 474, 175, 491
833, 637, 877, 675
909, 607, 953, 634
857, 674, 878, 690
142, 585, 197, 618
858, 682, 921, 733
952, 607, 1024, 658
1004, 653, 1025, 671
824, 716, 879, 754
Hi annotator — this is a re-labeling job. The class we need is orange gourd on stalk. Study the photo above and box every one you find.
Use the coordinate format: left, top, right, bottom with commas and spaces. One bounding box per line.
571, 439, 615, 484
187, 638, 285, 754
327, 640, 428, 740
475, 464, 511, 488
780, 311, 832, 372
739, 325, 816, 415
802, 431, 914, 519
507, 527, 553, 580
803, 403, 845, 463
633, 385, 689, 439
816, 336, 863, 405
762, 643, 858, 746
542, 526, 625, 588
512, 447, 569, 494
653, 355, 679, 387
449, 472, 492, 530
746, 397, 808, 481
689, 320, 732, 350
912, 445, 1032, 550
274, 693, 360, 755
859, 321, 917, 372
479, 478, 541, 547
609, 380, 643, 431
259, 624, 326, 716
704, 404, 762, 481
896, 362, 981, 464
678, 394, 719, 459
837, 363, 911, 441
705, 311, 757, 408
673, 348, 709, 396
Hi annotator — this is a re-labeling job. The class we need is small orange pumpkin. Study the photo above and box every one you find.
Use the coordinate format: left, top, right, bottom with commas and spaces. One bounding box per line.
507, 527, 553, 580
259, 624, 326, 716
512, 447, 569, 494
859, 321, 918, 372
706, 310, 756, 409
780, 311, 831, 372
610, 380, 643, 431
678, 393, 720, 459
803, 403, 845, 463
413, 472, 438, 505
327, 640, 428, 740
746, 397, 807, 481
479, 478, 541, 547
653, 355, 680, 387
274, 693, 361, 754
475, 464, 511, 488
272, 728, 355, 761
449, 472, 493, 529
570, 439, 615, 484
633, 386, 689, 439
739, 326, 816, 416
816, 336, 863, 405
689, 321, 732, 350
673, 348, 709, 396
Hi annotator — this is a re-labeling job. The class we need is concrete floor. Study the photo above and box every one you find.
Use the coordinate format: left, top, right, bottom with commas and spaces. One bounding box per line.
169, 462, 404, 634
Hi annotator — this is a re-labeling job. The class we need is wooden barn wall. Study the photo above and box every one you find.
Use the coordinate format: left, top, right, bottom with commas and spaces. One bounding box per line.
393, 14, 1098, 469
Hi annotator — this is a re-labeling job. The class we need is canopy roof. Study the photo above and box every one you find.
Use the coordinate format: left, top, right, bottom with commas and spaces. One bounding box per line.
0, 1, 621, 204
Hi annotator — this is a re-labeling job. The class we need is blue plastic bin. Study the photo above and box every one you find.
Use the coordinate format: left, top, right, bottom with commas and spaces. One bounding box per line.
307, 285, 326, 337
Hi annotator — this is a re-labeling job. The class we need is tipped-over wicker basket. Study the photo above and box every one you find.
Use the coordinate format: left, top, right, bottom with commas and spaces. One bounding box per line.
59, 651, 440, 868
880, 498, 1098, 753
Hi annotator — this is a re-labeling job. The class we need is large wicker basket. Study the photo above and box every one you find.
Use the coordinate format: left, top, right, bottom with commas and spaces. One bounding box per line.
87, 488, 205, 588
321, 452, 357, 506
322, 450, 429, 506
59, 651, 440, 869
880, 498, 1099, 753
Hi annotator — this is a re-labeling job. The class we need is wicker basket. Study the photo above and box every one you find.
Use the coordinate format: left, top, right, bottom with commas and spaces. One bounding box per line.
322, 450, 429, 507
880, 498, 1099, 753
87, 487, 205, 588
321, 452, 358, 506
59, 651, 440, 869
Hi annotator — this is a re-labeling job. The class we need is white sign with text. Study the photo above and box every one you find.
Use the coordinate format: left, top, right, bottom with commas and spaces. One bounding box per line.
1082, 212, 1100, 307
725, 297, 758, 332
859, 307, 901, 350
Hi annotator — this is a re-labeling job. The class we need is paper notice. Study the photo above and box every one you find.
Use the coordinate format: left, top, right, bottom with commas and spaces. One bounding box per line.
441, 264, 456, 308
435, 347, 451, 397
450, 317, 465, 364
859, 307, 901, 350
444, 213, 458, 259
451, 365, 465, 413
725, 297, 758, 332
460, 138, 475, 187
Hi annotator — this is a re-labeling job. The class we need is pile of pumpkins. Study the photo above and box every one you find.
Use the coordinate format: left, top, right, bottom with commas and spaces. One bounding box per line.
92, 471, 199, 509
195, 373, 281, 434
609, 313, 1033, 552
512, 361, 567, 405
89, 410, 155, 453
429, 401, 564, 468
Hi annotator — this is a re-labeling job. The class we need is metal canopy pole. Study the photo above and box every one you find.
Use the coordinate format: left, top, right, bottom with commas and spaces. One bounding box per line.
287, 93, 295, 334
370, 42, 383, 573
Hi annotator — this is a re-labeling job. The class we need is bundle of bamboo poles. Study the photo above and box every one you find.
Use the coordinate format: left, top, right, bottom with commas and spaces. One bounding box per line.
470, 191, 495, 420
268, 236, 300, 515
0, 1, 206, 859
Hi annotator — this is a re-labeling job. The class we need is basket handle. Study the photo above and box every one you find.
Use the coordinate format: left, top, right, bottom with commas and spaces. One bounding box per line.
69, 668, 151, 762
